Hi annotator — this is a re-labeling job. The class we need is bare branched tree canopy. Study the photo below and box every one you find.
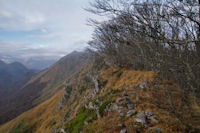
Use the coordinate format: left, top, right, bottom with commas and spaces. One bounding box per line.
87, 0, 200, 97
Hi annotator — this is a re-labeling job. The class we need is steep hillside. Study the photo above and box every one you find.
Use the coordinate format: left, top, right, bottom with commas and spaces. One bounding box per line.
0, 60, 36, 89
0, 51, 88, 125
1, 66, 199, 133
0, 89, 64, 133
0, 61, 37, 125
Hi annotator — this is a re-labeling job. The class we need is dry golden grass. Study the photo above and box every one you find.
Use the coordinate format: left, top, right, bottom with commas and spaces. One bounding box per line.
85, 67, 200, 132
99, 67, 155, 91
0, 89, 64, 133
1, 67, 199, 133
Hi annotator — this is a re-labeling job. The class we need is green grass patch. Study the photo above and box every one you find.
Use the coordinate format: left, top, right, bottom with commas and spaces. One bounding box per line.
79, 86, 87, 94
9, 121, 36, 133
92, 98, 100, 106
9, 121, 25, 133
64, 110, 71, 121
110, 89, 120, 94
98, 96, 111, 116
65, 106, 97, 133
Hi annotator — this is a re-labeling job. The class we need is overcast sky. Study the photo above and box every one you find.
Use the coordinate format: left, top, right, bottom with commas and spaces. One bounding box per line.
0, 0, 96, 61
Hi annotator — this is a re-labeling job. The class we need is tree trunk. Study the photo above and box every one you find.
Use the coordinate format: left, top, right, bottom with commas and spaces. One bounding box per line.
197, 0, 200, 57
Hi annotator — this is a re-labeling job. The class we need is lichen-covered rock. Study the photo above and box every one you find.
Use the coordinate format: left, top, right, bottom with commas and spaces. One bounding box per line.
92, 76, 99, 94
126, 109, 136, 117
134, 111, 147, 125
52, 128, 66, 133
120, 129, 127, 133
120, 112, 125, 117
127, 103, 136, 109
148, 127, 162, 133
107, 103, 118, 111
116, 97, 123, 103
148, 115, 159, 123
57, 85, 72, 110
134, 81, 149, 89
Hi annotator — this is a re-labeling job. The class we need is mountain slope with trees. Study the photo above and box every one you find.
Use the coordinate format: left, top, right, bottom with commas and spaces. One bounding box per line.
0, 0, 200, 132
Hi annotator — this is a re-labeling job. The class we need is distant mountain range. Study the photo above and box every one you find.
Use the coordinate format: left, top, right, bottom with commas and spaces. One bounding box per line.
0, 51, 88, 125
0, 60, 36, 90
0, 55, 58, 70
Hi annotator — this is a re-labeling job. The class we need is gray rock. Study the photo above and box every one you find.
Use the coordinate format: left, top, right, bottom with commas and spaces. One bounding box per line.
116, 97, 123, 103
97, 109, 101, 119
92, 76, 99, 93
130, 91, 137, 95
85, 104, 88, 109
57, 85, 72, 110
148, 127, 162, 133
148, 116, 159, 123
60, 128, 66, 133
135, 81, 149, 89
134, 111, 146, 125
118, 106, 123, 113
120, 129, 127, 133
88, 102, 94, 109
127, 103, 136, 109
145, 112, 159, 123
118, 106, 123, 109
118, 123, 123, 127
96, 99, 100, 104
145, 111, 153, 116
135, 118, 146, 124
123, 91, 129, 97
84, 121, 88, 125
109, 103, 118, 111
126, 109, 136, 117
120, 113, 125, 117
52, 128, 66, 133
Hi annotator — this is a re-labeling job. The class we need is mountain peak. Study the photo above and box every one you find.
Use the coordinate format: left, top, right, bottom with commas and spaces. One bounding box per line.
9, 62, 28, 70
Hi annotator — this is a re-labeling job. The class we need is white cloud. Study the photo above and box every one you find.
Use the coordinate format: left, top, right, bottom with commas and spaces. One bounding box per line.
0, 0, 104, 66
0, 0, 93, 31
0, 41, 87, 61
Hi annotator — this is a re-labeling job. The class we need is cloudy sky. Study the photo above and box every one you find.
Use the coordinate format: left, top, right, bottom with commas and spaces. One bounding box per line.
0, 0, 96, 63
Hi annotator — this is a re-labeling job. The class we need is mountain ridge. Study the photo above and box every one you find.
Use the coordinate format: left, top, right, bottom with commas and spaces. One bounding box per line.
0, 51, 89, 125
0, 65, 199, 133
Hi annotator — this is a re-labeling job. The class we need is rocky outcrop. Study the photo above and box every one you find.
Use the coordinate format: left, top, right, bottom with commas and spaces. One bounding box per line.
92, 76, 99, 94
126, 109, 136, 117
57, 85, 72, 110
51, 128, 66, 133
120, 129, 127, 133
134, 111, 159, 126
134, 111, 147, 126
78, 82, 160, 132
134, 80, 150, 90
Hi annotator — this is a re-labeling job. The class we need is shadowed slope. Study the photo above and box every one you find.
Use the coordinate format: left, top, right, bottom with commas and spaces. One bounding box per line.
0, 51, 88, 125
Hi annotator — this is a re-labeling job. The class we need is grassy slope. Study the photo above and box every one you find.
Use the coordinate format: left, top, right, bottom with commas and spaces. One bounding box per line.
83, 68, 200, 132
1, 67, 200, 133
0, 51, 86, 125
0, 89, 64, 133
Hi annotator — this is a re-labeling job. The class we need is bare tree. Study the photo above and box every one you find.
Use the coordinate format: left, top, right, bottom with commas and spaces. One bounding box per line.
87, 0, 200, 97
